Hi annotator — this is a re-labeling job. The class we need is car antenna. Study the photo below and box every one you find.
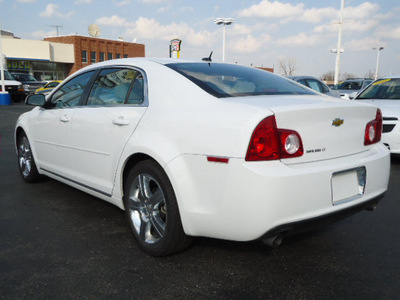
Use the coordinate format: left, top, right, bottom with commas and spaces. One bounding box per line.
202, 51, 213, 62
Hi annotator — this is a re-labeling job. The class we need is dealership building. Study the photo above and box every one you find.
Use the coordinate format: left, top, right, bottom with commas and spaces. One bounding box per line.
1, 30, 145, 81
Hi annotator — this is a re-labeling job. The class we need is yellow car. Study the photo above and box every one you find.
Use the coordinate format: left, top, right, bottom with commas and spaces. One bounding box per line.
35, 80, 62, 94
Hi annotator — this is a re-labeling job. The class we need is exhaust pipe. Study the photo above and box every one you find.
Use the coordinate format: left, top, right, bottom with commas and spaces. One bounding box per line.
262, 235, 283, 248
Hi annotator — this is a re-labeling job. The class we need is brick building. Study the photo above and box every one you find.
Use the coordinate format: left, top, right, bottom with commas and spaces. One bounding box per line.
45, 35, 145, 76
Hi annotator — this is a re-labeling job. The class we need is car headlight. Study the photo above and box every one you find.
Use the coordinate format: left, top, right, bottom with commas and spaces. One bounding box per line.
23, 84, 30, 91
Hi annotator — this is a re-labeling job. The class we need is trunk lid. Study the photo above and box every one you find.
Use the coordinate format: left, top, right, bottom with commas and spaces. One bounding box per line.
231, 95, 379, 164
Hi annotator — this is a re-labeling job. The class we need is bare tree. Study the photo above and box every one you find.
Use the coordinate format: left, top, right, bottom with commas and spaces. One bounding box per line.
341, 72, 357, 80
279, 57, 297, 76
365, 70, 375, 79
321, 71, 335, 81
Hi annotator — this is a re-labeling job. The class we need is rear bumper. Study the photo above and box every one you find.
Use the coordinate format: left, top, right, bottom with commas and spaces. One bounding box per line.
259, 192, 385, 241
382, 122, 400, 154
167, 143, 390, 241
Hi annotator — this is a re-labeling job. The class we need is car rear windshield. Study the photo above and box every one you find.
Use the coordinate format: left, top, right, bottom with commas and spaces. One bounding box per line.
357, 78, 400, 100
166, 63, 316, 98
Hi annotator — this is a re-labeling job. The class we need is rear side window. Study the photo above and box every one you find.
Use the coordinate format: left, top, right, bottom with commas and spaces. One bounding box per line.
51, 71, 94, 108
87, 68, 144, 106
166, 63, 315, 98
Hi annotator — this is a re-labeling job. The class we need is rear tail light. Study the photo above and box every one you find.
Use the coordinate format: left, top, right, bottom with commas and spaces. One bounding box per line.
246, 115, 303, 161
364, 109, 382, 146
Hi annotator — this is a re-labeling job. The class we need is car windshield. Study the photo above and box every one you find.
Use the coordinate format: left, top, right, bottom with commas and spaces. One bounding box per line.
166, 63, 316, 98
334, 80, 363, 90
15, 73, 37, 82
356, 78, 400, 100
2, 70, 15, 81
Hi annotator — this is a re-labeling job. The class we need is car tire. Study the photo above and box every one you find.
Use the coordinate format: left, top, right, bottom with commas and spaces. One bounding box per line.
123, 160, 192, 256
17, 132, 41, 183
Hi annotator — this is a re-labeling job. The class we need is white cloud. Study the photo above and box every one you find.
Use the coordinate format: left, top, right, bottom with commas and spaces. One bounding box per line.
232, 34, 270, 54
141, 0, 166, 3
30, 30, 57, 39
378, 25, 400, 40
277, 33, 321, 47
299, 7, 336, 23
115, 0, 131, 7
314, 19, 379, 34
39, 4, 75, 19
74, 0, 92, 4
180, 6, 194, 13
157, 6, 170, 13
17, 0, 36, 2
96, 15, 134, 27
238, 0, 304, 19
231, 24, 252, 35
344, 37, 387, 52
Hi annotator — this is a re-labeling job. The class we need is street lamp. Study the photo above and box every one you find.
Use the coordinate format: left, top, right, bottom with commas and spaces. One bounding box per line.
372, 47, 384, 80
333, 0, 345, 85
215, 17, 234, 62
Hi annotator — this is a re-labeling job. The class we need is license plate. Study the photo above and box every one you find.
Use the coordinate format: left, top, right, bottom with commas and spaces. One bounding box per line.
331, 167, 366, 205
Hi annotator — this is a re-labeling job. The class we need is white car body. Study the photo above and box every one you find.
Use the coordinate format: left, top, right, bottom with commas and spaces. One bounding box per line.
15, 58, 390, 253
354, 75, 400, 155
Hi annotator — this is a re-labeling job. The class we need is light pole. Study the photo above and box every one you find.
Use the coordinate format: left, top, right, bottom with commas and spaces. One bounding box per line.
215, 17, 234, 62
334, 0, 345, 85
373, 47, 384, 80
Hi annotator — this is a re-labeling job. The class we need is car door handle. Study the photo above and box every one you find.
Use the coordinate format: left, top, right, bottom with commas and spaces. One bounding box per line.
113, 117, 130, 126
60, 115, 70, 122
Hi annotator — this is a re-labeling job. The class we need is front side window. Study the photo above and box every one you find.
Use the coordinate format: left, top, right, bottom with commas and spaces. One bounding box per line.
166, 63, 315, 98
357, 78, 400, 100
87, 68, 144, 106
51, 71, 94, 108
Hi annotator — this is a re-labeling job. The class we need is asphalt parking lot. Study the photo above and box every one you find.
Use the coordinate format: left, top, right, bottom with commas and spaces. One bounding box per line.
1, 103, 400, 299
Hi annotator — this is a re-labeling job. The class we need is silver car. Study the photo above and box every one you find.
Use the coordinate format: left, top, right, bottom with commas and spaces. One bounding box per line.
288, 76, 340, 97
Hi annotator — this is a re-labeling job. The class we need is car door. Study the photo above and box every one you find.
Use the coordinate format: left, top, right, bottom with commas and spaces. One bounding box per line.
28, 71, 95, 178
68, 67, 148, 196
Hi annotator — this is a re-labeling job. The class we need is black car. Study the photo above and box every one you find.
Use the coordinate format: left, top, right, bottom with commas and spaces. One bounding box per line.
11, 72, 45, 96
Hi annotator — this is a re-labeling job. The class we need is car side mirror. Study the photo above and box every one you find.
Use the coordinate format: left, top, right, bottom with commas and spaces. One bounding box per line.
348, 92, 357, 100
26, 94, 46, 106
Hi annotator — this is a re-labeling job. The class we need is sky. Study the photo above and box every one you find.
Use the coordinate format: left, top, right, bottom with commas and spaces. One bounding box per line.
1, 0, 399, 79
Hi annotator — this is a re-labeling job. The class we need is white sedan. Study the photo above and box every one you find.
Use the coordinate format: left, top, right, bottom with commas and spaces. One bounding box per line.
15, 58, 390, 256
353, 75, 400, 155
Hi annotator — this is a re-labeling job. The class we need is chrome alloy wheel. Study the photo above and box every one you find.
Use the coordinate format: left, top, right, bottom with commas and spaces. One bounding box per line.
18, 136, 33, 178
128, 173, 167, 244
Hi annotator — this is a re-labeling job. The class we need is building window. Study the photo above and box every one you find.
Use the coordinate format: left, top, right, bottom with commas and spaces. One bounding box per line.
91, 51, 96, 63
82, 51, 87, 63
116, 54, 121, 59
100, 52, 105, 62
107, 53, 113, 60
124, 54, 128, 58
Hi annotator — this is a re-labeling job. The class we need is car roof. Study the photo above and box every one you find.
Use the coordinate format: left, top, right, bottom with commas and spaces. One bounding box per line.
287, 76, 321, 80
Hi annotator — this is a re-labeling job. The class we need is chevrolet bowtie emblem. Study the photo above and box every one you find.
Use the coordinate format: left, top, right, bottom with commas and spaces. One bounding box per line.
332, 118, 344, 127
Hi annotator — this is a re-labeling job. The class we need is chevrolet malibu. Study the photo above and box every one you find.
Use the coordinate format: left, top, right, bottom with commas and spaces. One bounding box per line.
15, 58, 390, 256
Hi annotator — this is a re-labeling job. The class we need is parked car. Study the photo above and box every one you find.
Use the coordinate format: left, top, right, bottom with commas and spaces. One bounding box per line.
35, 80, 62, 95
16, 58, 390, 256
333, 78, 374, 98
11, 72, 45, 96
353, 76, 400, 155
288, 76, 340, 97
0, 70, 25, 102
